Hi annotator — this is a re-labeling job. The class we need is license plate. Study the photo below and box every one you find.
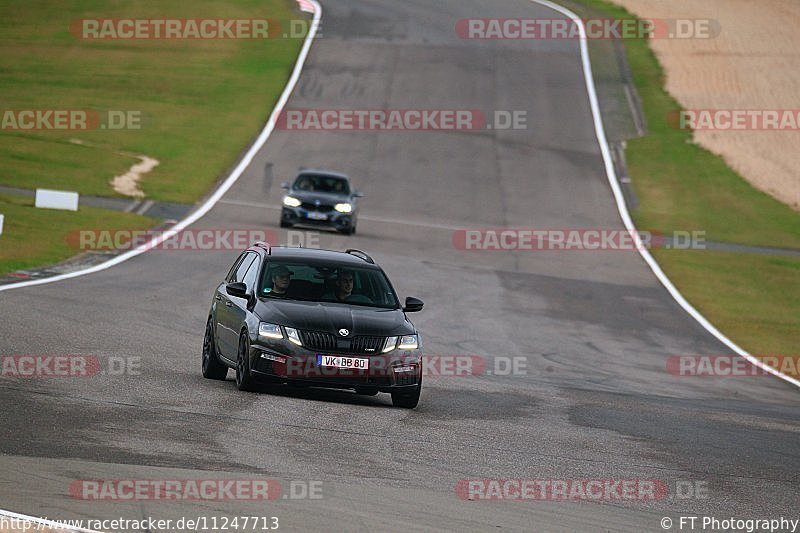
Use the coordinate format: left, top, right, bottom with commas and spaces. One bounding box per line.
306, 211, 328, 220
317, 355, 369, 370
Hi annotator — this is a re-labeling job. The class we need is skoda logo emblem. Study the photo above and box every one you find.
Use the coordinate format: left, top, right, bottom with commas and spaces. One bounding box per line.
338, 328, 349, 337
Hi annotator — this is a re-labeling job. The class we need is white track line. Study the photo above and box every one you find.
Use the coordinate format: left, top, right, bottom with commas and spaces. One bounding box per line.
531, 0, 799, 389
0, 1, 321, 293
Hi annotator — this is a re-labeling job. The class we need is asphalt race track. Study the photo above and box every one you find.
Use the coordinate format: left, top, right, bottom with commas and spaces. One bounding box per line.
1, 1, 798, 531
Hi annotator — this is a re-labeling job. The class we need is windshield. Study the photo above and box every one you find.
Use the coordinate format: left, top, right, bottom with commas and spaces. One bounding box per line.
259, 260, 398, 309
293, 174, 351, 194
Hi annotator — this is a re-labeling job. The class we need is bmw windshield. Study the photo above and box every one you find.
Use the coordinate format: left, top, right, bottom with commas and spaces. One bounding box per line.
293, 174, 350, 194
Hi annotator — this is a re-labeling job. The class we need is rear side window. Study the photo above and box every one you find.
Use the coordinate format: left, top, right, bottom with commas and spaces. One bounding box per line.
242, 256, 261, 291
225, 253, 246, 282
228, 253, 256, 283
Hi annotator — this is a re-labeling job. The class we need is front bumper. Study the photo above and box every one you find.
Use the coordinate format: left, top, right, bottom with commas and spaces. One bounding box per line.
281, 207, 353, 231
248, 340, 422, 391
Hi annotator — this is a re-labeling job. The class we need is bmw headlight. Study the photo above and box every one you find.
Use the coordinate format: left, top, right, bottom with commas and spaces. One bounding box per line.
334, 202, 352, 213
258, 322, 283, 339
283, 196, 301, 207
398, 334, 419, 350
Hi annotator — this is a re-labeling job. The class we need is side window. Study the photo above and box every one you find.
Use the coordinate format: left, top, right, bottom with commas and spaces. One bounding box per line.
226, 253, 247, 282
231, 253, 256, 283
242, 256, 261, 291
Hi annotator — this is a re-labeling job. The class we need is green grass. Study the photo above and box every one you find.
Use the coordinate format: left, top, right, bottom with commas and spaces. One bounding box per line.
0, 1, 305, 277
571, 0, 800, 357
651, 250, 800, 357
0, 0, 306, 203
0, 194, 157, 276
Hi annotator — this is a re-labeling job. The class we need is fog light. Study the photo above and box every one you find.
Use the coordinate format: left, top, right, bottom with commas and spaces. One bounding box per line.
260, 353, 286, 364
393, 365, 415, 373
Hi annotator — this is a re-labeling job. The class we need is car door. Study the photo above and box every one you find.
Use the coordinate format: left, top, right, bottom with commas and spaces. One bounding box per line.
226, 254, 262, 352
216, 252, 256, 360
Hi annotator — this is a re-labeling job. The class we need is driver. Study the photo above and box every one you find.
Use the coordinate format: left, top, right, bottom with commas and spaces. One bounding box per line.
269, 265, 293, 295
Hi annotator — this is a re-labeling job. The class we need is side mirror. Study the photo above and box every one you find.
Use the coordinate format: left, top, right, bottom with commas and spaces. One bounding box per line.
403, 296, 424, 313
353, 190, 365, 198
280, 181, 290, 189
225, 282, 248, 299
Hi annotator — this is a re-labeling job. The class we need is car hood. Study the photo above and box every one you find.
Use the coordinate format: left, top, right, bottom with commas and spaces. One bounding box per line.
255, 299, 412, 336
289, 190, 350, 204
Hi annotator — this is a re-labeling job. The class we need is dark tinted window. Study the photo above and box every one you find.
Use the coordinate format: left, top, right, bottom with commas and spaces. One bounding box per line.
230, 253, 256, 283
293, 174, 350, 194
242, 256, 261, 290
225, 253, 247, 282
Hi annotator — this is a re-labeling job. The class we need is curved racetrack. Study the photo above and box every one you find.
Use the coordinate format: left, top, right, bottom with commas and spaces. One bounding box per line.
1, 1, 797, 531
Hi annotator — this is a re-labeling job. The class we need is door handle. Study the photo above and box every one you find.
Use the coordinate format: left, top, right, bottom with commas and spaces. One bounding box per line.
215, 296, 222, 301
225, 301, 233, 307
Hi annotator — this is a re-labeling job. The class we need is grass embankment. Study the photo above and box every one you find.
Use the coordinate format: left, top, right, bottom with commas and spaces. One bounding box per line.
0, 194, 157, 275
0, 0, 305, 275
574, 0, 800, 358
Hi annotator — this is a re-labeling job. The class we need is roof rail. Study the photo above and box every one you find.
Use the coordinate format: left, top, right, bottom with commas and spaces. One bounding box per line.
344, 249, 374, 264
252, 241, 272, 254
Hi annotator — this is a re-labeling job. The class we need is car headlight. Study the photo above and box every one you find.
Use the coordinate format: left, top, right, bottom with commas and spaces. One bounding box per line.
284, 327, 303, 346
382, 336, 398, 353
258, 322, 283, 339
283, 196, 301, 207
398, 334, 418, 350
334, 202, 352, 213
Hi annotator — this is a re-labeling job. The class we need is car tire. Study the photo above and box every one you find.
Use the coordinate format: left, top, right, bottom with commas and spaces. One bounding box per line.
391, 377, 421, 408
236, 332, 257, 392
280, 220, 292, 228
202, 317, 228, 380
